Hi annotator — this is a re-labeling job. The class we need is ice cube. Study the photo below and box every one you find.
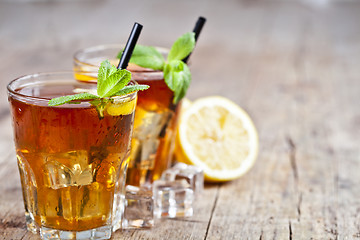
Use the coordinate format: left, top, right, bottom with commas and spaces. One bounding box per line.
133, 110, 173, 140
129, 110, 172, 171
141, 139, 160, 168
129, 138, 141, 169
129, 138, 159, 170
153, 179, 194, 218
162, 163, 204, 196
122, 185, 154, 229
43, 150, 93, 189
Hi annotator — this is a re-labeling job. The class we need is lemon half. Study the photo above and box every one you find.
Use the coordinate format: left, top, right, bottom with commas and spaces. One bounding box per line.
175, 96, 258, 182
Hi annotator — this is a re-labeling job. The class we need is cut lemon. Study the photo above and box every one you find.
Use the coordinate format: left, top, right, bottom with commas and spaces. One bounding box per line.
105, 97, 137, 116
180, 97, 192, 110
175, 96, 258, 182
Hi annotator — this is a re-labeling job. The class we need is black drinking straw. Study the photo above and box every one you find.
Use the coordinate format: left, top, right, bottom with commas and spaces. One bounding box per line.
117, 22, 143, 70
182, 16, 207, 63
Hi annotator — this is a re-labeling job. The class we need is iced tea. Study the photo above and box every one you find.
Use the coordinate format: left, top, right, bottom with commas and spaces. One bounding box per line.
73, 45, 181, 187
8, 73, 136, 239
126, 69, 181, 186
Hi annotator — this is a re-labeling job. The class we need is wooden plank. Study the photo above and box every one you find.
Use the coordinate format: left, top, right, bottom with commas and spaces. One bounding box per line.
205, 2, 307, 239
291, 3, 360, 239
328, 4, 360, 238
112, 185, 218, 239
0, 116, 29, 240
284, 6, 338, 240
0, 1, 360, 239
205, 1, 360, 239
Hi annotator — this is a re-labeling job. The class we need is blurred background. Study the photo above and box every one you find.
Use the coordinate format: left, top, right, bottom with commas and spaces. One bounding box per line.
0, 0, 359, 126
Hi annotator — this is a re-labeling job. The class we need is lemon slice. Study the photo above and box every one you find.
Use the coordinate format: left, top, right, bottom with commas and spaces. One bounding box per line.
180, 98, 192, 110
105, 97, 137, 116
175, 96, 258, 182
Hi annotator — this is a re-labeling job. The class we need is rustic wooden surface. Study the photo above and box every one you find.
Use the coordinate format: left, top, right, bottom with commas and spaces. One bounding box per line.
1, 0, 359, 239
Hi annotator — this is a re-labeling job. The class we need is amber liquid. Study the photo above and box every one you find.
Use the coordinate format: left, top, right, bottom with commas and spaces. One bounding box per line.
126, 75, 181, 186
73, 62, 181, 187
9, 83, 134, 231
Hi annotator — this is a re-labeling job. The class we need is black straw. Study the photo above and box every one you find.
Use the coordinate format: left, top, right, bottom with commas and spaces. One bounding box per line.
182, 16, 206, 63
118, 22, 143, 69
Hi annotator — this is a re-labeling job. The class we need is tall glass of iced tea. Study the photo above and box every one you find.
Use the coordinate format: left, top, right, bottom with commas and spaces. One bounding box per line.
74, 45, 181, 187
7, 72, 137, 239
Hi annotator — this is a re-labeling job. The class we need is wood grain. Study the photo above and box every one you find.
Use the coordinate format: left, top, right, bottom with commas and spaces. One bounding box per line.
0, 0, 359, 239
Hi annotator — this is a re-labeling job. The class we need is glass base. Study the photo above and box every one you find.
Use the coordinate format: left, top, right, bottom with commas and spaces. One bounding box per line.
25, 212, 39, 234
40, 226, 112, 240
25, 214, 112, 240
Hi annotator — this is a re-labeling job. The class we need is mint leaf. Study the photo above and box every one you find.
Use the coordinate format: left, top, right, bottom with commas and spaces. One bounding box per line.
164, 60, 191, 103
167, 32, 195, 62
48, 93, 99, 106
114, 84, 150, 96
48, 60, 150, 114
118, 45, 165, 70
97, 60, 117, 92
97, 66, 131, 98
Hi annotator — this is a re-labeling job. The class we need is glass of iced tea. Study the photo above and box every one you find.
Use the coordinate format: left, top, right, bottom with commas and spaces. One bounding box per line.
74, 45, 181, 187
7, 72, 137, 239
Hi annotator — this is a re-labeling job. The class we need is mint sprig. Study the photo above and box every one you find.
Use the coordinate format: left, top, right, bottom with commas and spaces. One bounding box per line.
48, 60, 149, 116
163, 60, 191, 103
117, 45, 165, 70
114, 85, 149, 96
97, 60, 132, 98
48, 92, 99, 106
167, 32, 195, 62
118, 32, 195, 104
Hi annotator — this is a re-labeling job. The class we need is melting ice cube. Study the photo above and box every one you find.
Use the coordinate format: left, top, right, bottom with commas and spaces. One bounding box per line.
153, 179, 194, 218
122, 185, 154, 229
162, 163, 204, 196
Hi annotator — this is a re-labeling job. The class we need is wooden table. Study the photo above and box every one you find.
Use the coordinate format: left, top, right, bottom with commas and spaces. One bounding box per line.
1, 0, 359, 239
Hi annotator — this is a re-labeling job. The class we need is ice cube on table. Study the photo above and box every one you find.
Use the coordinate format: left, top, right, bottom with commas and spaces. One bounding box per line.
122, 185, 154, 229
153, 179, 194, 218
161, 163, 204, 196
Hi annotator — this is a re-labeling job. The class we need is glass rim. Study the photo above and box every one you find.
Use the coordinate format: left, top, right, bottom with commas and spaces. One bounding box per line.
7, 71, 137, 104
73, 44, 169, 69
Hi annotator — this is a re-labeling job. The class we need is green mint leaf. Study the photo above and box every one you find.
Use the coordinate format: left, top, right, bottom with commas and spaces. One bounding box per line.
164, 60, 191, 103
167, 32, 195, 62
47, 59, 150, 112
113, 84, 150, 96
48, 93, 99, 106
97, 60, 117, 93
97, 61, 132, 98
118, 45, 165, 70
